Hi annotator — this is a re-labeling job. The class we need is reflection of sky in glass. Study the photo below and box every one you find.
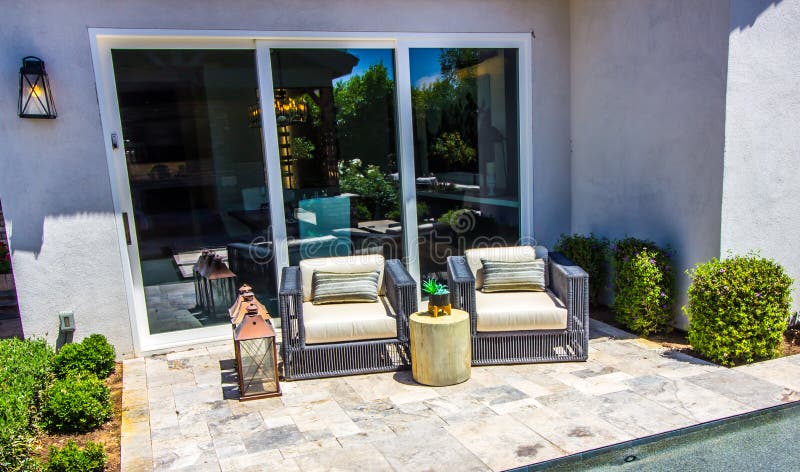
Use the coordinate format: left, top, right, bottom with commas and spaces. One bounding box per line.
409, 48, 444, 89
333, 49, 395, 85
330, 49, 458, 90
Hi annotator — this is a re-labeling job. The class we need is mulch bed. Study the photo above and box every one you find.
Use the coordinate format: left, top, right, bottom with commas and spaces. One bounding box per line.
32, 362, 123, 471
591, 306, 800, 365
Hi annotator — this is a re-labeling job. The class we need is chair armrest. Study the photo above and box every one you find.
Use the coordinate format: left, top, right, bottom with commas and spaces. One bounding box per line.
279, 266, 305, 348
549, 251, 589, 332
384, 259, 417, 341
447, 256, 477, 333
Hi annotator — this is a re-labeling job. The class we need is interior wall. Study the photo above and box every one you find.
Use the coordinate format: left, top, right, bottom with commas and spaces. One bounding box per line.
0, 0, 572, 356
570, 0, 730, 328
722, 0, 800, 314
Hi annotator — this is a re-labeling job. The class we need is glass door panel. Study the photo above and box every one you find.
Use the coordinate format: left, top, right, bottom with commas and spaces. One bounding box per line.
112, 49, 276, 335
409, 48, 521, 283
268, 49, 404, 264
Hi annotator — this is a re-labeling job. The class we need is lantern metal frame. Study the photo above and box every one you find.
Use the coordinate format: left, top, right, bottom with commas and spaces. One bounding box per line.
18, 56, 57, 119
233, 303, 281, 401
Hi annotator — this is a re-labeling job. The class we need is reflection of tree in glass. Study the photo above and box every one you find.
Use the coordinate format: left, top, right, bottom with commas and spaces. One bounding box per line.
291, 136, 315, 160
439, 48, 480, 81
431, 132, 476, 166
411, 48, 482, 173
333, 63, 396, 171
338, 159, 399, 220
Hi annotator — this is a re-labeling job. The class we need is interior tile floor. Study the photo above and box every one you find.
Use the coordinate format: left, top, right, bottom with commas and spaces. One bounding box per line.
121, 320, 800, 471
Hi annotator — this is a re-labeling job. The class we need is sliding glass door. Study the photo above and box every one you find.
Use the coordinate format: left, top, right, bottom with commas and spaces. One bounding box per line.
408, 48, 521, 283
112, 49, 276, 335
96, 34, 530, 352
267, 48, 404, 265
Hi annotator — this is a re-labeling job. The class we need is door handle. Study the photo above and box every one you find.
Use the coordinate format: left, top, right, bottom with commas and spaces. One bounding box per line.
121, 212, 132, 245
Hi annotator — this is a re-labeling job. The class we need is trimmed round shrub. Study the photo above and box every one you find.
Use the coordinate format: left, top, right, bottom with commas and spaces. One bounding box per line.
0, 338, 54, 471
46, 441, 106, 472
555, 233, 610, 306
686, 254, 794, 366
53, 334, 116, 379
40, 374, 111, 433
612, 238, 674, 335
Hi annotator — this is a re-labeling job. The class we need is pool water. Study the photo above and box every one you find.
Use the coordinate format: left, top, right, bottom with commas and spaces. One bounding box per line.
513, 401, 800, 471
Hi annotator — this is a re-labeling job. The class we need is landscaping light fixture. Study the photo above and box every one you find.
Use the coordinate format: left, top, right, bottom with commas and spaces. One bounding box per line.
58, 311, 75, 333
18, 56, 57, 119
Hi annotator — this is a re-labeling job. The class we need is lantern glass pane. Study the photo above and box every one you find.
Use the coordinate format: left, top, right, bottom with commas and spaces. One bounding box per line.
239, 337, 278, 397
20, 73, 50, 117
210, 278, 235, 316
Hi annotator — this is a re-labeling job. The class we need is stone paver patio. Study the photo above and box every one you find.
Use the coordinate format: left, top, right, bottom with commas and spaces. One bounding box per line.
121, 320, 800, 471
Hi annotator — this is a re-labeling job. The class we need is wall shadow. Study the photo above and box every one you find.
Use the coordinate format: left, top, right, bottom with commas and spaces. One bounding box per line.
730, 0, 784, 32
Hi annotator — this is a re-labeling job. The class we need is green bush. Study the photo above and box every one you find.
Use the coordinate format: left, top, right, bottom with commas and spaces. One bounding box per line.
0, 240, 10, 274
0, 338, 54, 471
46, 441, 106, 472
40, 374, 111, 433
554, 233, 610, 305
685, 254, 794, 366
53, 334, 116, 379
612, 238, 674, 336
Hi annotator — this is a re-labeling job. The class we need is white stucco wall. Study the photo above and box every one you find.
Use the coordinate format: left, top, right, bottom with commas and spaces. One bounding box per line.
722, 0, 800, 314
569, 0, 730, 328
0, 0, 572, 356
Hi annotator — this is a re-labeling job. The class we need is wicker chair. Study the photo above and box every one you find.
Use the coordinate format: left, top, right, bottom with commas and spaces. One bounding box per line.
447, 246, 589, 365
279, 255, 417, 380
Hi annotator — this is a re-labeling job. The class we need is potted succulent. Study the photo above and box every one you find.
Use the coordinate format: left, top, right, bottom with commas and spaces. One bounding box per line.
422, 278, 451, 317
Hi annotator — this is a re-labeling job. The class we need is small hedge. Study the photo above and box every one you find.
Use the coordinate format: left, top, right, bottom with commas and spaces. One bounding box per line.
686, 254, 794, 366
46, 441, 106, 472
612, 238, 674, 336
554, 233, 610, 305
52, 334, 116, 379
40, 374, 112, 433
0, 338, 54, 471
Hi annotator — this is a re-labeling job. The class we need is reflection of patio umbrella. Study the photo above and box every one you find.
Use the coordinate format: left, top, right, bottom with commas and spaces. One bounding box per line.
271, 50, 359, 88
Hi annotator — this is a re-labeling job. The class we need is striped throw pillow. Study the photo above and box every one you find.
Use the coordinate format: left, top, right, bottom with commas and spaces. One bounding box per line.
480, 259, 545, 293
312, 270, 380, 305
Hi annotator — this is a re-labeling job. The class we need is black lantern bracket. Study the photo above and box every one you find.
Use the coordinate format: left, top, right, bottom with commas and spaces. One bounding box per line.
18, 56, 57, 119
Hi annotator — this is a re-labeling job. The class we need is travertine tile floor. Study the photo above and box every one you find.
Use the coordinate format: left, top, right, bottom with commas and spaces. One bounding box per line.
121, 320, 800, 471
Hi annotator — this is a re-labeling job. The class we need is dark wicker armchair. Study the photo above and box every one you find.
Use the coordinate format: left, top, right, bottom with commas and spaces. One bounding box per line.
279, 255, 417, 380
447, 246, 589, 365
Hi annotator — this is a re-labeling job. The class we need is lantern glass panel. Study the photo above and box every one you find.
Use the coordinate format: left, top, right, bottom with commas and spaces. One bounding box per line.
21, 75, 47, 116
210, 277, 236, 316
239, 337, 278, 397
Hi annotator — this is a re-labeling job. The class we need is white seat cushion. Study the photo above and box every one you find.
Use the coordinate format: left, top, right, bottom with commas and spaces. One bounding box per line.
465, 246, 548, 290
299, 254, 385, 302
474, 290, 567, 332
302, 297, 397, 344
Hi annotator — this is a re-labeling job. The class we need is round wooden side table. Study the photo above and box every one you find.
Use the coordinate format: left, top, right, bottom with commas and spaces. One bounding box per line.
409, 309, 471, 386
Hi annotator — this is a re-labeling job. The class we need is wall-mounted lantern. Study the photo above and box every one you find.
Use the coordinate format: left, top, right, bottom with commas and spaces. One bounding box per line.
18, 56, 57, 119
233, 302, 281, 400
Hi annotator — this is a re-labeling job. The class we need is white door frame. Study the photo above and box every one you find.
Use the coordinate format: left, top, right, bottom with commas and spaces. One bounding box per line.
89, 29, 533, 356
